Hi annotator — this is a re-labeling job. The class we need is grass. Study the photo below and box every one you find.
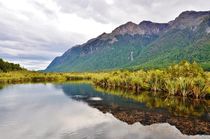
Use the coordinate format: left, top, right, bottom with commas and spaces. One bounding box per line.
0, 71, 92, 84
92, 61, 210, 99
0, 61, 210, 99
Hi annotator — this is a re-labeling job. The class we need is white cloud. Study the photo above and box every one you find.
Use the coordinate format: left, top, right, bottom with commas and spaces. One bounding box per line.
0, 0, 209, 70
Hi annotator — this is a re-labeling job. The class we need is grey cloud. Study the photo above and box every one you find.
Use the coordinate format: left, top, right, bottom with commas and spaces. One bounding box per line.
32, 1, 58, 19
55, 0, 115, 24
56, 0, 210, 24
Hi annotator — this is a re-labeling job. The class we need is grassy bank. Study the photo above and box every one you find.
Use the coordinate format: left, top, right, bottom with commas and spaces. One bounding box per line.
0, 61, 210, 99
0, 71, 92, 84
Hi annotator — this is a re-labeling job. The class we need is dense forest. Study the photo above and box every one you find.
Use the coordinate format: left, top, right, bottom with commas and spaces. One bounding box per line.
0, 59, 25, 72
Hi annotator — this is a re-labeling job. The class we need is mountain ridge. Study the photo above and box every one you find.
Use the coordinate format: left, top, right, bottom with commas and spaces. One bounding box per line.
46, 10, 210, 72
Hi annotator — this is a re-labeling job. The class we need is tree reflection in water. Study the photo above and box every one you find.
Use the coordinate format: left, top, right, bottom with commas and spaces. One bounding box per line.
60, 83, 210, 135
94, 87, 210, 118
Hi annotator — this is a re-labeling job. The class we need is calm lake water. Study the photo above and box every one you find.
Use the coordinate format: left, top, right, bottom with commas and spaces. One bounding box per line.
0, 83, 209, 139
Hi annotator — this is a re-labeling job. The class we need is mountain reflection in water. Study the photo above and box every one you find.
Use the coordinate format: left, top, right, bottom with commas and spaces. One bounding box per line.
59, 83, 210, 135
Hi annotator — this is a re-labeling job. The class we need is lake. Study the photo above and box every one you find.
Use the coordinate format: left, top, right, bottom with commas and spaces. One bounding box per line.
0, 83, 209, 139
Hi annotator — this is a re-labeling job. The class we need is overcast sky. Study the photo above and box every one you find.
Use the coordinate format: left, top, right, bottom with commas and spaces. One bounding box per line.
0, 0, 209, 70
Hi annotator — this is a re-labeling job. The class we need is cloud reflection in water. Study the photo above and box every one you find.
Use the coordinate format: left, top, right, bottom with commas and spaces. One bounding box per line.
0, 84, 209, 139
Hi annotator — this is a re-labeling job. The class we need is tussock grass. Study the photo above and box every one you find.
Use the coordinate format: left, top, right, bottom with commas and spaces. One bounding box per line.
93, 61, 209, 99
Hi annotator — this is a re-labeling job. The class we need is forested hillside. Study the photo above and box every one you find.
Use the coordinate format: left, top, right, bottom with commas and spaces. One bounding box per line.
0, 59, 25, 72
46, 11, 210, 72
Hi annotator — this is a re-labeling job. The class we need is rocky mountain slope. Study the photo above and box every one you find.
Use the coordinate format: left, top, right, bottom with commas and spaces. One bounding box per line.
46, 10, 210, 72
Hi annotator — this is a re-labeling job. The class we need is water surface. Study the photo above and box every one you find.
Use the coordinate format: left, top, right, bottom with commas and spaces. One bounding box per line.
0, 83, 209, 139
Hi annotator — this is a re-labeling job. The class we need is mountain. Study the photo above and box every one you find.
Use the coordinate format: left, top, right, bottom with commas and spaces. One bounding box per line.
46, 10, 210, 72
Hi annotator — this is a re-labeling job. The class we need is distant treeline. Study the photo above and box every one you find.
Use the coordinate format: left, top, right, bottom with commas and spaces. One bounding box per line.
0, 59, 25, 72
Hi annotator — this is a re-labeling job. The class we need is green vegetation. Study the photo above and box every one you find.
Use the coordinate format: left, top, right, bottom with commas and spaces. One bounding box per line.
46, 12, 210, 72
0, 59, 92, 83
92, 61, 209, 99
0, 59, 25, 72
0, 71, 91, 84
0, 61, 210, 99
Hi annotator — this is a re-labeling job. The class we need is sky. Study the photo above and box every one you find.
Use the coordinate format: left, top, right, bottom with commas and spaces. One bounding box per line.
0, 0, 209, 70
